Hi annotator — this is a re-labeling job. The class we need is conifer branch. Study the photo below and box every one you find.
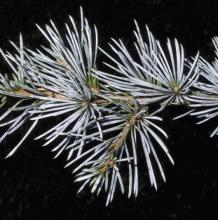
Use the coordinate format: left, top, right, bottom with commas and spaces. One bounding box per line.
0, 7, 218, 205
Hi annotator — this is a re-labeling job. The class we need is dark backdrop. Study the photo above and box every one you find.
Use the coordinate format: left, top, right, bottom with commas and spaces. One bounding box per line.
0, 0, 218, 219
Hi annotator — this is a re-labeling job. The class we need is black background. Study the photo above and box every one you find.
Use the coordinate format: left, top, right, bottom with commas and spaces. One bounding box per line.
0, 0, 218, 219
